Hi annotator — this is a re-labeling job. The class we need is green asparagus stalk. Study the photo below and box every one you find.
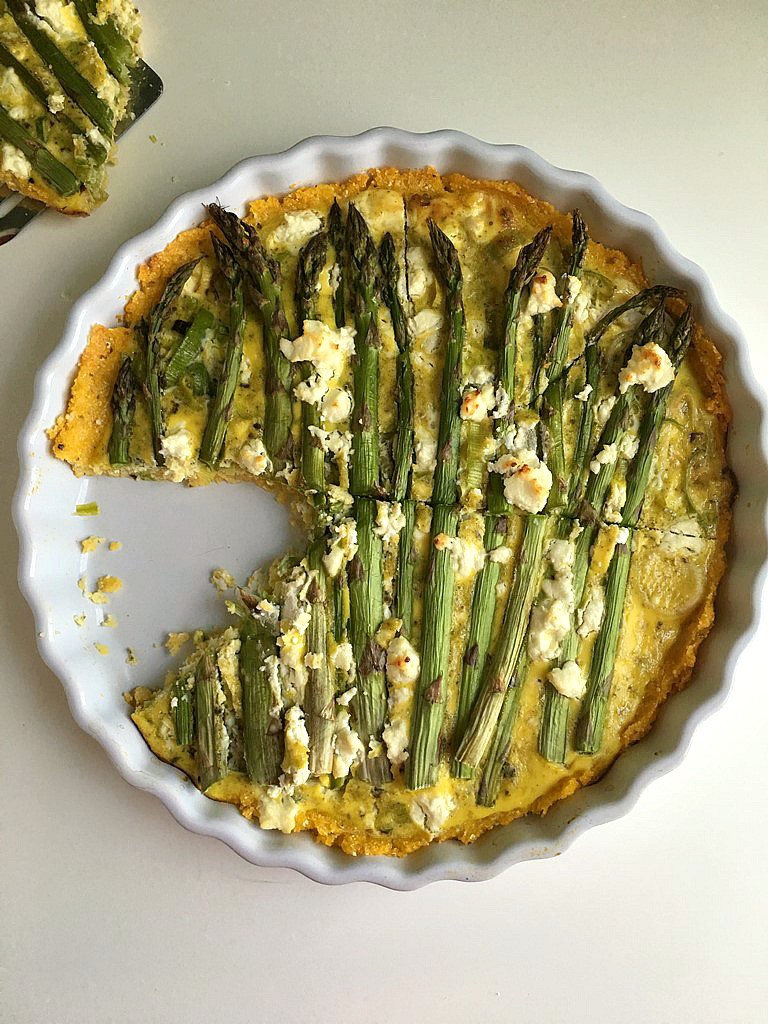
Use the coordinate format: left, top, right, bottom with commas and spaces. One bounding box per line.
172, 674, 194, 746
477, 652, 529, 806
546, 210, 588, 374
7, 0, 115, 137
199, 237, 246, 467
195, 651, 227, 791
348, 497, 390, 784
206, 204, 294, 469
240, 616, 283, 785
622, 306, 693, 527
428, 220, 466, 506
71, 0, 133, 85
405, 504, 460, 789
452, 513, 509, 771
573, 530, 633, 755
144, 258, 201, 465
393, 498, 416, 637
164, 308, 216, 387
328, 198, 346, 329
295, 231, 329, 497
573, 313, 693, 755
107, 356, 135, 465
379, 231, 414, 502
304, 541, 335, 775
539, 213, 589, 511
0, 40, 107, 162
346, 203, 381, 496
453, 512, 549, 776
0, 103, 81, 195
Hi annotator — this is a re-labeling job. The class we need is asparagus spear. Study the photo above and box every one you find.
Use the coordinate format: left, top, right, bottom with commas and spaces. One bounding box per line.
164, 308, 216, 387
451, 228, 551, 776
405, 504, 460, 789
295, 231, 329, 497
206, 204, 294, 469
477, 652, 529, 806
7, 0, 115, 137
71, 0, 133, 85
348, 497, 390, 784
453, 512, 549, 776
539, 212, 589, 511
328, 198, 346, 329
199, 237, 246, 467
0, 40, 107, 162
573, 310, 694, 757
304, 541, 335, 775
195, 651, 227, 791
107, 356, 135, 465
380, 231, 414, 501
546, 210, 588, 374
0, 103, 81, 195
428, 220, 466, 506
379, 231, 418, 637
393, 498, 416, 637
144, 258, 201, 465
240, 616, 283, 785
346, 203, 381, 496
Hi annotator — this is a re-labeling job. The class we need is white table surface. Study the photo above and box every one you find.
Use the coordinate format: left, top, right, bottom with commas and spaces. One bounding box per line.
3, 1, 767, 1020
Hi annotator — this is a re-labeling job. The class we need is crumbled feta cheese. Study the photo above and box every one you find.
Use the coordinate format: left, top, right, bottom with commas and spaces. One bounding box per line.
323, 519, 358, 577
589, 443, 618, 475
257, 598, 280, 624
307, 425, 352, 461
332, 709, 364, 779
382, 718, 409, 768
575, 384, 593, 402
410, 790, 455, 833
282, 705, 310, 787
414, 440, 437, 474
619, 342, 675, 394
48, 92, 66, 113
548, 660, 586, 699
489, 449, 552, 513
236, 438, 271, 477
280, 320, 355, 380
616, 527, 630, 546
596, 396, 616, 427
619, 432, 640, 460
528, 538, 577, 662
604, 478, 627, 523
160, 427, 196, 482
238, 356, 252, 387
489, 545, 513, 564
434, 534, 485, 580
267, 209, 323, 252
336, 685, 357, 706
572, 289, 592, 324
294, 372, 329, 406
332, 644, 355, 676
1, 143, 32, 180
411, 308, 444, 351
374, 502, 406, 544
386, 635, 420, 686
526, 270, 562, 316
460, 382, 496, 422
258, 788, 299, 832
492, 385, 512, 422
35, 1, 83, 40
407, 246, 434, 299
577, 584, 605, 637
321, 387, 352, 423
564, 275, 582, 304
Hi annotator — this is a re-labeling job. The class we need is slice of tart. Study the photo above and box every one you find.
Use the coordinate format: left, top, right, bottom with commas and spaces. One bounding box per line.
0, 0, 142, 213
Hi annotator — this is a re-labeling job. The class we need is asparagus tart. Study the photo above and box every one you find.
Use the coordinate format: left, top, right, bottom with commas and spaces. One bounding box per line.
50, 168, 733, 856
